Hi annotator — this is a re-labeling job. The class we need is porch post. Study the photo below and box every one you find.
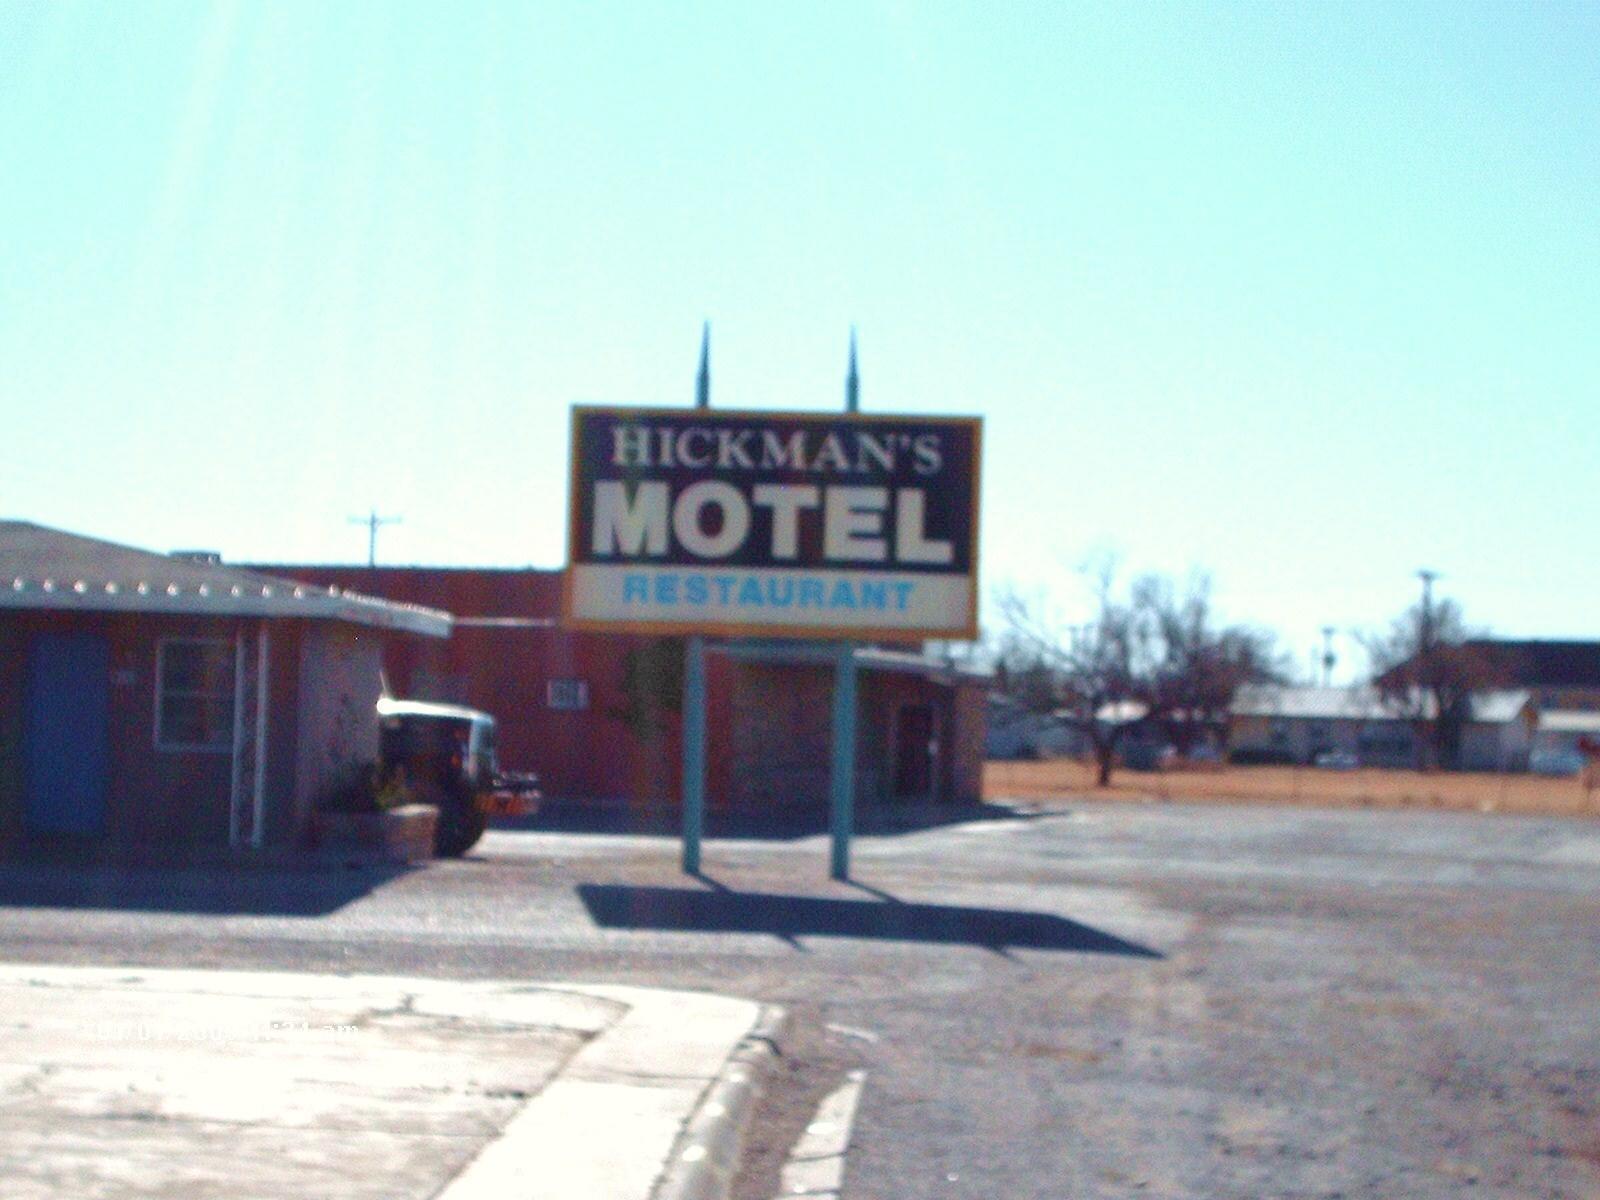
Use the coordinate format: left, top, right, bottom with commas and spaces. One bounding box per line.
829, 640, 858, 880
829, 328, 863, 881
682, 633, 707, 874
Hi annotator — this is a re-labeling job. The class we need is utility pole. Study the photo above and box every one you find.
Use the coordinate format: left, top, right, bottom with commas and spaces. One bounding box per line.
1321, 626, 1336, 686
1415, 568, 1441, 772
349, 510, 401, 568
1417, 569, 1439, 654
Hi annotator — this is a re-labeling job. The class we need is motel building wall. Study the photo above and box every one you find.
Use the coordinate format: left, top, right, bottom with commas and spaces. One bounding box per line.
260, 565, 989, 814
0, 523, 451, 855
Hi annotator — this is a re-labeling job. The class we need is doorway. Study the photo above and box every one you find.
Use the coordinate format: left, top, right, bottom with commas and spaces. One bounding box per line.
23, 633, 111, 836
892, 704, 936, 800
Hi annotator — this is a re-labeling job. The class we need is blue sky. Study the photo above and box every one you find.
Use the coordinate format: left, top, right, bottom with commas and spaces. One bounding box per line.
3, 1, 1597, 678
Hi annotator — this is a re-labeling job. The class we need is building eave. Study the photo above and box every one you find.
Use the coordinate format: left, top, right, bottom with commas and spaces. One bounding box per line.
0, 580, 452, 637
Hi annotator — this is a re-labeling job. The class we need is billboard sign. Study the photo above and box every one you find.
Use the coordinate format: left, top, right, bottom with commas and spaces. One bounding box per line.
564, 406, 982, 641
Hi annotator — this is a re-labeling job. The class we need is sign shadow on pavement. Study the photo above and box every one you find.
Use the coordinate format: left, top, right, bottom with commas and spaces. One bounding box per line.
576, 883, 1162, 957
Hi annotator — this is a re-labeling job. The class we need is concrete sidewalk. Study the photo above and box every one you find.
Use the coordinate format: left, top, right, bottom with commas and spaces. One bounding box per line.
0, 965, 781, 1200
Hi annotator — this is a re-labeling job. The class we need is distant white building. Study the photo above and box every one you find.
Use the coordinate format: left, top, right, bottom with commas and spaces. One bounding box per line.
1529, 709, 1600, 774
985, 694, 1085, 759
1228, 685, 1536, 770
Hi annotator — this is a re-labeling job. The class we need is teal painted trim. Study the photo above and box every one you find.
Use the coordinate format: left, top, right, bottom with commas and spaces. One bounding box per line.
829, 639, 858, 880
681, 633, 707, 874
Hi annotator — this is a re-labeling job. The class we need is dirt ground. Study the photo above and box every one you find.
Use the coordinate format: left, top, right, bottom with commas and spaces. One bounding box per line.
984, 757, 1600, 818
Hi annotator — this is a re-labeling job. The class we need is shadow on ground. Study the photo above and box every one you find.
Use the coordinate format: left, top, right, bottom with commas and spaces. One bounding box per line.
0, 859, 410, 916
576, 882, 1162, 957
500, 799, 1036, 842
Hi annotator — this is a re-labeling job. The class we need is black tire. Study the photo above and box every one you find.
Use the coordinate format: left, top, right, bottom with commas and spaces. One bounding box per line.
430, 789, 488, 858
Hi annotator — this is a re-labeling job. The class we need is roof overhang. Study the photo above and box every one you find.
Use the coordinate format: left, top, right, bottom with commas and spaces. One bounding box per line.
713, 639, 991, 685
1, 577, 452, 638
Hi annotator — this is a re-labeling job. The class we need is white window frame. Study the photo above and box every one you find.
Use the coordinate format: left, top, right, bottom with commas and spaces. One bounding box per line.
546, 678, 590, 711
154, 636, 237, 753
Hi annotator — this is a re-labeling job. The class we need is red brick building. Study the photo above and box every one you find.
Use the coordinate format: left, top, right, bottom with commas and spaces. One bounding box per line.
258, 565, 988, 814
1, 523, 450, 854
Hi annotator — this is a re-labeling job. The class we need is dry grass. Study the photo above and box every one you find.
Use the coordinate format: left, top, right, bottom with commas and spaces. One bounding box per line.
984, 758, 1600, 818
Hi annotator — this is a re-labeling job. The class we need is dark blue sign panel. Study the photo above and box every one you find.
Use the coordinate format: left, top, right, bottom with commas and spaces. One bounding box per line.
565, 406, 982, 640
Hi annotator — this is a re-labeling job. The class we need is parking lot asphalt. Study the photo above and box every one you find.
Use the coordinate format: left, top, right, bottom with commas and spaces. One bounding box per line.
0, 801, 1596, 1199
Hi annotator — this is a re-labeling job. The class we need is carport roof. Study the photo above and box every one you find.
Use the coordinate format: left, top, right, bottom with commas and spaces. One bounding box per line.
713, 639, 990, 684
0, 521, 452, 637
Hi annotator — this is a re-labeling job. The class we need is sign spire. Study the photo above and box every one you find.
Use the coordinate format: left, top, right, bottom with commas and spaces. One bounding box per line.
695, 321, 711, 409
845, 326, 860, 413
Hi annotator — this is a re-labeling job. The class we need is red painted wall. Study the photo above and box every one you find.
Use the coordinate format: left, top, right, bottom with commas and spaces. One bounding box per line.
257, 567, 706, 806
257, 565, 984, 812
0, 612, 304, 849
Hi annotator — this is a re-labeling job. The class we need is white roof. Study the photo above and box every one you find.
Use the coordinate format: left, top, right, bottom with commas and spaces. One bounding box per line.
1091, 700, 1149, 724
1232, 685, 1531, 724
0, 521, 451, 638
854, 646, 992, 685
1536, 709, 1600, 735
377, 697, 494, 724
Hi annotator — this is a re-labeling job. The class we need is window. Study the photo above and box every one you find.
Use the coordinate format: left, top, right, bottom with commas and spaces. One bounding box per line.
156, 639, 235, 750
546, 678, 589, 711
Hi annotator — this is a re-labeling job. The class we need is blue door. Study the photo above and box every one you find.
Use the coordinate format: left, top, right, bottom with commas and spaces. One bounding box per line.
23, 633, 111, 836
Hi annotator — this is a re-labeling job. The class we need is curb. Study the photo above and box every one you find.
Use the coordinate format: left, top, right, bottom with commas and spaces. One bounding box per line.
651, 1004, 790, 1200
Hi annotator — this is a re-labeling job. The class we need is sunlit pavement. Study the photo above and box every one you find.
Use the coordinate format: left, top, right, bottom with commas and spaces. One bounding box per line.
0, 802, 1597, 1199
0, 966, 768, 1200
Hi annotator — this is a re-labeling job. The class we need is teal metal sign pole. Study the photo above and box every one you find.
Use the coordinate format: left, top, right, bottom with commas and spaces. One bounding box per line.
682, 322, 711, 875
678, 325, 865, 880
829, 638, 857, 880
682, 632, 707, 874
829, 329, 862, 881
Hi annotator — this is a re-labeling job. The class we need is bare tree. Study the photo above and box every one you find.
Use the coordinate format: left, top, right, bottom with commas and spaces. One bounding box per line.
996, 565, 1280, 786
1363, 584, 1498, 771
1144, 573, 1286, 755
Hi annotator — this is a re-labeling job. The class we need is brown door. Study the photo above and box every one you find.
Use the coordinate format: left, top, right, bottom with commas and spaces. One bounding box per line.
893, 705, 935, 798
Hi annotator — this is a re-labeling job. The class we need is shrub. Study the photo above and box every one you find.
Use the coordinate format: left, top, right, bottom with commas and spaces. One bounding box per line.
318, 761, 412, 813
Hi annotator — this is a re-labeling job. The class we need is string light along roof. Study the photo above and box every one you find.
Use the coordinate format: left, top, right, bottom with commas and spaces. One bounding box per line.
0, 521, 451, 638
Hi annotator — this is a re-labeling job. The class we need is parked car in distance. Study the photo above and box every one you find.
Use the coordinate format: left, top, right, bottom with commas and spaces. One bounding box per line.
1530, 748, 1585, 777
1313, 749, 1359, 770
1122, 742, 1177, 771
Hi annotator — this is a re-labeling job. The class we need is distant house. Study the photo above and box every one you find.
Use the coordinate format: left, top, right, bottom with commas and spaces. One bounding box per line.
1456, 640, 1600, 713
984, 695, 1085, 760
0, 522, 450, 854
1381, 639, 1600, 713
1228, 685, 1536, 770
